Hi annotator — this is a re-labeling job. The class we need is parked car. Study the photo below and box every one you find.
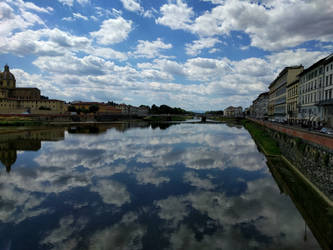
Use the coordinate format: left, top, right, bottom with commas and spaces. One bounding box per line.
320, 127, 333, 135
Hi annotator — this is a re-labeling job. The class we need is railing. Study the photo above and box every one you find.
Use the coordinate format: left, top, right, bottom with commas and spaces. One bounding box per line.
316, 99, 333, 106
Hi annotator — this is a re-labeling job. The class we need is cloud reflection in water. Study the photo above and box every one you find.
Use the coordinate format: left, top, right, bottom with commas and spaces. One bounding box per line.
0, 123, 320, 249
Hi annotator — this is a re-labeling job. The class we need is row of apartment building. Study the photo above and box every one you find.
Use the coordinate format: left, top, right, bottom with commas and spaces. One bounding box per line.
69, 101, 149, 116
248, 53, 333, 127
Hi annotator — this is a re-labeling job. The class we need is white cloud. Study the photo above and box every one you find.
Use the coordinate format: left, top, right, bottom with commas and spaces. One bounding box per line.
132, 38, 173, 58
90, 16, 133, 45
158, 0, 333, 51
201, 0, 224, 4
184, 172, 216, 190
156, 0, 194, 30
90, 180, 130, 206
267, 49, 328, 69
62, 12, 90, 22
185, 37, 221, 56
0, 2, 45, 36
0, 28, 91, 57
17, 1, 53, 13
73, 12, 89, 21
58, 0, 89, 6
77, 0, 89, 5
58, 0, 74, 6
89, 213, 146, 250
88, 47, 127, 61
120, 0, 142, 12
33, 54, 114, 76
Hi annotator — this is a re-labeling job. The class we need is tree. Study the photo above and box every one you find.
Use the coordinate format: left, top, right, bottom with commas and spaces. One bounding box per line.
151, 104, 159, 114
89, 105, 99, 113
68, 106, 77, 112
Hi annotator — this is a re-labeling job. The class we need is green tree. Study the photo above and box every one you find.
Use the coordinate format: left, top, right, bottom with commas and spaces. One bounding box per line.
68, 105, 77, 112
89, 105, 99, 113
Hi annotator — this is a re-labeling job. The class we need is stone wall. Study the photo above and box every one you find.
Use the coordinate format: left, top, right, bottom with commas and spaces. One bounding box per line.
248, 118, 333, 199
250, 118, 333, 150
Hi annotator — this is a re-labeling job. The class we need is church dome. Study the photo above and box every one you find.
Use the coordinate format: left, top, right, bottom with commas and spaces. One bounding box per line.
1, 65, 15, 81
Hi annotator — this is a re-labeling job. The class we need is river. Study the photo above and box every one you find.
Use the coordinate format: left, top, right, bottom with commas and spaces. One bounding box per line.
0, 122, 324, 249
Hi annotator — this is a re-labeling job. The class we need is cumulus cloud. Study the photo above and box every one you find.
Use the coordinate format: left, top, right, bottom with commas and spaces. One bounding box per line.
158, 0, 333, 51
90, 16, 133, 45
156, 0, 194, 30
120, 0, 142, 12
88, 212, 146, 250
0, 1, 46, 36
2, 0, 332, 110
185, 37, 221, 56
132, 38, 173, 58
58, 0, 89, 7
90, 180, 131, 206
0, 28, 90, 57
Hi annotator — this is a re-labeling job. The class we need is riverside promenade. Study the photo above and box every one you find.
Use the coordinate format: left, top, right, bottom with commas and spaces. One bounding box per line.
248, 118, 333, 151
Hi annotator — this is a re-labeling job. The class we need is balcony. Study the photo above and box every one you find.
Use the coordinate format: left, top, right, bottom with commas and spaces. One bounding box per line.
316, 99, 333, 106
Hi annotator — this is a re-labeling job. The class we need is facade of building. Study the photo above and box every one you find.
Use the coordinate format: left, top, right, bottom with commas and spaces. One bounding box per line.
70, 102, 149, 116
286, 78, 299, 123
71, 102, 122, 114
0, 65, 65, 114
224, 106, 243, 117
318, 54, 333, 127
298, 57, 326, 125
119, 104, 149, 116
252, 92, 269, 119
268, 66, 303, 122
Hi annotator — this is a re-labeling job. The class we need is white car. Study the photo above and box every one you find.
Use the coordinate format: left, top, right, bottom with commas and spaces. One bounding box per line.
320, 127, 333, 135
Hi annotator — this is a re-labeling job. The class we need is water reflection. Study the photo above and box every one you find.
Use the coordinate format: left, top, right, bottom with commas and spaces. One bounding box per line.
0, 123, 323, 249
0, 128, 64, 172
267, 157, 333, 250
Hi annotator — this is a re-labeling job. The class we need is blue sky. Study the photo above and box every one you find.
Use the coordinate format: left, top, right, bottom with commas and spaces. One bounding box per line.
1, 0, 332, 111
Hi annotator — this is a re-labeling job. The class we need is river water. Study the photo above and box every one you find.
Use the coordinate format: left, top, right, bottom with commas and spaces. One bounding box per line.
0, 122, 323, 249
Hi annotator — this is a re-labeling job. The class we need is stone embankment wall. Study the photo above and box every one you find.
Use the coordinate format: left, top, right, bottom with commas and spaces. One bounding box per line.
248, 118, 333, 199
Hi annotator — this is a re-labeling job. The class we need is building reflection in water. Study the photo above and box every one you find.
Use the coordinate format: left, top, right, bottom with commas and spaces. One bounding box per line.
267, 157, 333, 250
0, 128, 65, 173
0, 122, 175, 173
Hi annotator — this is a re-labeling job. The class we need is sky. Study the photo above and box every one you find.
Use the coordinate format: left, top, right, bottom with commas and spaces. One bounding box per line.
0, 0, 333, 111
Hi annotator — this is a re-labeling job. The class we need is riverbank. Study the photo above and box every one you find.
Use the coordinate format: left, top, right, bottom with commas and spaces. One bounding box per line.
0, 114, 194, 126
242, 120, 280, 156
267, 156, 333, 250
243, 119, 333, 202
143, 115, 193, 122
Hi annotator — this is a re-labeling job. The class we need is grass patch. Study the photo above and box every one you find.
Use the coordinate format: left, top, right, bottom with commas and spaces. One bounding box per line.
242, 120, 280, 156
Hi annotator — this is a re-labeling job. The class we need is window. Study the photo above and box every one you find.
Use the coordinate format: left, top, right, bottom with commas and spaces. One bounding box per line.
330, 74, 333, 85
327, 76, 329, 86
